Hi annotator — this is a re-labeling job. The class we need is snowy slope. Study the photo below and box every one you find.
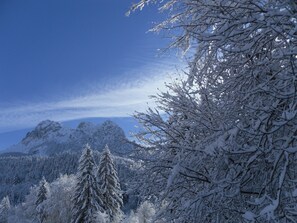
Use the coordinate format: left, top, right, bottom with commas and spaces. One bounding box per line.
3, 120, 133, 155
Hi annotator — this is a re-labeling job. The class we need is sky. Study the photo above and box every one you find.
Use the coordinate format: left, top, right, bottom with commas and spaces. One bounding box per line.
0, 0, 184, 149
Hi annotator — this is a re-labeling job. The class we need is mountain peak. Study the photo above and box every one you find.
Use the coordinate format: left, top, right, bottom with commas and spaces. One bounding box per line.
35, 120, 62, 132
5, 119, 133, 155
22, 120, 62, 145
77, 121, 94, 129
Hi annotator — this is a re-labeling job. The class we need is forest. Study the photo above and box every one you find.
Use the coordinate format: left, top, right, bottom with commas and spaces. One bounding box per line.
1, 0, 297, 222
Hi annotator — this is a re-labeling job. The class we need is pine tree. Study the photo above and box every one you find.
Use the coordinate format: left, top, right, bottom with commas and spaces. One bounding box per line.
97, 145, 123, 222
36, 177, 49, 223
36, 177, 48, 206
71, 144, 104, 223
0, 196, 10, 223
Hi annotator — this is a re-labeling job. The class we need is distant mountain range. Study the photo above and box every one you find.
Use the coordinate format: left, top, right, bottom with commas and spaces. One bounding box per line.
1, 120, 134, 156
0, 119, 139, 206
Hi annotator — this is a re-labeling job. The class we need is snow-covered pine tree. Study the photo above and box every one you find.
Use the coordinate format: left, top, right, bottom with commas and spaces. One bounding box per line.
36, 177, 49, 223
0, 196, 10, 223
36, 177, 48, 207
71, 144, 104, 223
97, 145, 123, 222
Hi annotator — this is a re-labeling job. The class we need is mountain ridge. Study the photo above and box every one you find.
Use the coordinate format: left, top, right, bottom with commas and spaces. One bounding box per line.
2, 120, 133, 156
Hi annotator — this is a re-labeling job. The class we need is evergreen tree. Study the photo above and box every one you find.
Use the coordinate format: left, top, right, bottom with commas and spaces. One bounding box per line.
36, 177, 49, 223
71, 144, 104, 223
0, 196, 10, 223
97, 145, 123, 222
36, 177, 48, 206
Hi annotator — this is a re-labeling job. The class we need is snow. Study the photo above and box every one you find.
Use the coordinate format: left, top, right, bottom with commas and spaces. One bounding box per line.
285, 147, 297, 153
259, 200, 278, 219
293, 188, 297, 197
2, 120, 133, 155
166, 163, 180, 189
242, 211, 256, 221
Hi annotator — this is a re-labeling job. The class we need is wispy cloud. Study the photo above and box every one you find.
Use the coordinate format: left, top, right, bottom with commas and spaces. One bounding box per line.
0, 60, 184, 133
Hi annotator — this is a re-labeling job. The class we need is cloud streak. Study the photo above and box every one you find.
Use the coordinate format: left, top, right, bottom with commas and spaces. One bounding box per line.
0, 61, 183, 133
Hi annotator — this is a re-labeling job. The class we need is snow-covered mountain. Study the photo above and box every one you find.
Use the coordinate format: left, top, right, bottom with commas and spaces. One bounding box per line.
3, 120, 133, 155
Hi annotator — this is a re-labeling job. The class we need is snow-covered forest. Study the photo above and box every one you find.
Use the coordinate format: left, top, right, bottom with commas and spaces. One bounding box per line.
1, 0, 297, 222
1, 145, 143, 223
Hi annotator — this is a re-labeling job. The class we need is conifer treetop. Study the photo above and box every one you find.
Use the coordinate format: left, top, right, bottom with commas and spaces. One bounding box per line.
71, 144, 104, 223
97, 144, 123, 222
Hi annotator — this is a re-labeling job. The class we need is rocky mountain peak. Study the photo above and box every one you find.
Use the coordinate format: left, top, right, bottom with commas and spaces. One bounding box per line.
77, 121, 94, 129
77, 122, 97, 134
35, 120, 62, 132
100, 120, 125, 136
6, 120, 133, 155
22, 120, 62, 145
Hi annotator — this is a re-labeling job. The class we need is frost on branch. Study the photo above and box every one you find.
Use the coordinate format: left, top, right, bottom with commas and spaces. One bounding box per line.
133, 0, 297, 222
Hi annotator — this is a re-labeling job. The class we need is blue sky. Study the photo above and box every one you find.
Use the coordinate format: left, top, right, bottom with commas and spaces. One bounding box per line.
0, 0, 183, 148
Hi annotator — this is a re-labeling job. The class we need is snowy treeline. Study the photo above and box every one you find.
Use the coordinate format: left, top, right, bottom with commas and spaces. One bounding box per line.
130, 0, 297, 222
1, 145, 151, 223
0, 151, 137, 208
7, 174, 76, 223
0, 153, 78, 204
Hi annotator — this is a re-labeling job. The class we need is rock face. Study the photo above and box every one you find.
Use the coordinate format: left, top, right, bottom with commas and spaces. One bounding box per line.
22, 120, 62, 145
5, 120, 133, 155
